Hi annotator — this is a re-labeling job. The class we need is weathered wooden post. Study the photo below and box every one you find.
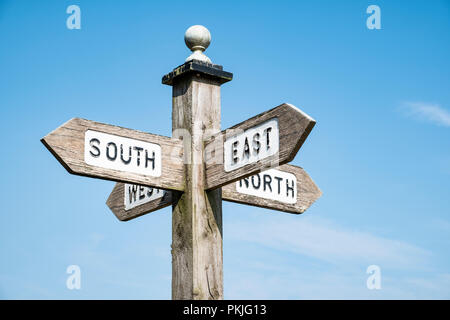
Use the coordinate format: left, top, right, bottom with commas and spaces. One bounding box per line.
162, 25, 233, 300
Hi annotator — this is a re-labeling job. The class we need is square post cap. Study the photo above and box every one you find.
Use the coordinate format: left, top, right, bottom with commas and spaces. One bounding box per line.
162, 60, 233, 86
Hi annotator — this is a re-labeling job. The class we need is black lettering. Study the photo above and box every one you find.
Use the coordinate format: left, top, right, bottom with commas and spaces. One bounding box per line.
286, 179, 295, 198
106, 142, 117, 161
252, 133, 260, 154
139, 186, 145, 200
242, 137, 250, 160
263, 174, 272, 192
120, 145, 132, 164
239, 177, 250, 188
251, 174, 261, 189
232, 141, 239, 164
274, 176, 283, 194
265, 127, 272, 150
89, 138, 101, 157
133, 146, 143, 166
147, 187, 154, 197
128, 185, 138, 204
145, 150, 155, 169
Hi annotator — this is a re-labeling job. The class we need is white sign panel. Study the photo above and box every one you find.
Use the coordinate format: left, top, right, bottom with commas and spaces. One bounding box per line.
224, 118, 279, 172
85, 130, 162, 177
124, 184, 166, 211
236, 168, 297, 204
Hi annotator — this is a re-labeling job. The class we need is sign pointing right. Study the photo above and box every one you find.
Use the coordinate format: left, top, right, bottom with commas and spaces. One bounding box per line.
222, 164, 321, 214
204, 103, 315, 190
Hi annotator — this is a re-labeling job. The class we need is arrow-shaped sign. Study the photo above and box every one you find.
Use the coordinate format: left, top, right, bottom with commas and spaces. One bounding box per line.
107, 184, 173, 221
41, 118, 185, 191
107, 164, 321, 221
204, 103, 315, 190
222, 164, 321, 214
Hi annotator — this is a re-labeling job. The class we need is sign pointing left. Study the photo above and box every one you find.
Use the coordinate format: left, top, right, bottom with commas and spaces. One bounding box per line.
41, 118, 185, 191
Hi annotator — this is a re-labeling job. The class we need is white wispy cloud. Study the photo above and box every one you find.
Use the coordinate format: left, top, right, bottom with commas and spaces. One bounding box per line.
401, 102, 450, 127
224, 214, 449, 299
227, 215, 431, 269
225, 264, 450, 299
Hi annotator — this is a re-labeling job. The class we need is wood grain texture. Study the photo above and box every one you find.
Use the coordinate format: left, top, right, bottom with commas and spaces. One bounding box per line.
222, 164, 321, 214
106, 183, 172, 221
204, 103, 316, 190
41, 118, 185, 191
107, 164, 321, 221
171, 77, 224, 300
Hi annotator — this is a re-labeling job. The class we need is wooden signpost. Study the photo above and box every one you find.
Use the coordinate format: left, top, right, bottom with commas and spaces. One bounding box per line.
222, 164, 321, 214
41, 25, 321, 300
41, 118, 185, 191
107, 164, 321, 221
107, 183, 172, 221
204, 103, 315, 190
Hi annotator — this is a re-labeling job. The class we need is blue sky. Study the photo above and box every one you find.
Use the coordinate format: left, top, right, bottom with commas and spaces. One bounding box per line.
1, 0, 449, 299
